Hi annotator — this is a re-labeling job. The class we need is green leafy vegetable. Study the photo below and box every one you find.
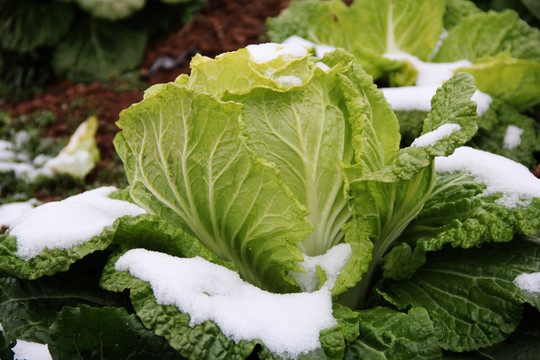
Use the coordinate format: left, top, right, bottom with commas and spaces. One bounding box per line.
345, 307, 441, 359
4, 37, 540, 359
378, 236, 540, 351
0, 0, 205, 96
48, 305, 182, 359
52, 18, 147, 82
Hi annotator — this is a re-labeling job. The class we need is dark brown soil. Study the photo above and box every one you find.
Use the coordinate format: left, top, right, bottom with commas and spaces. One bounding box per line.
0, 0, 290, 172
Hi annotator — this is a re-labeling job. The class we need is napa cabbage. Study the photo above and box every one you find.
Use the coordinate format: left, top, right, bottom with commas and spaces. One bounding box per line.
2, 44, 540, 359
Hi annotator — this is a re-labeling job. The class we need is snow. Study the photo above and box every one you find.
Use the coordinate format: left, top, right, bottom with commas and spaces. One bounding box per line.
115, 244, 352, 358
313, 44, 336, 58
0, 161, 51, 181
315, 62, 331, 72
247, 42, 308, 63
381, 52, 492, 116
282, 36, 336, 58
384, 52, 472, 86
0, 140, 15, 161
0, 139, 73, 182
0, 199, 40, 228
430, 28, 448, 58
9, 187, 146, 260
381, 86, 491, 116
503, 125, 524, 150
291, 243, 352, 292
12, 340, 52, 360
411, 123, 461, 148
435, 146, 540, 207
514, 272, 540, 293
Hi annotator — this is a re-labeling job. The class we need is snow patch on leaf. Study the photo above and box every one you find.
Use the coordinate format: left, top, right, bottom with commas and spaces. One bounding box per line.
246, 42, 308, 63
514, 272, 540, 294
10, 187, 145, 259
115, 247, 350, 358
435, 146, 540, 207
503, 125, 524, 150
412, 123, 461, 148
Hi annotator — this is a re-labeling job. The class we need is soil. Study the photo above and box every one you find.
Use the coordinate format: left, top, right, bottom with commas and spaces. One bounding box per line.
0, 0, 291, 178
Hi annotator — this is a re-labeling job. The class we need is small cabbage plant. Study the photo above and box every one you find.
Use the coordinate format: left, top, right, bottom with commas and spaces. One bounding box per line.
1, 45, 540, 359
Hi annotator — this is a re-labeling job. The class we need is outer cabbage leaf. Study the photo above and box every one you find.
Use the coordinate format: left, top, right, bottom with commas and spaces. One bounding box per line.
52, 18, 147, 82
107, 272, 267, 360
319, 303, 361, 359
341, 73, 478, 306
100, 214, 236, 293
433, 10, 540, 63
378, 236, 540, 352
114, 84, 311, 292
106, 214, 229, 267
458, 55, 540, 109
468, 306, 540, 360
0, 230, 110, 280
383, 173, 540, 280
344, 307, 441, 360
0, 261, 127, 345
48, 305, 182, 360
0, 190, 147, 281
268, 0, 445, 78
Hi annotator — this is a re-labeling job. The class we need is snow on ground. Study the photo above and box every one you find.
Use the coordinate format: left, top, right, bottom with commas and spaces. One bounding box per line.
115, 244, 351, 358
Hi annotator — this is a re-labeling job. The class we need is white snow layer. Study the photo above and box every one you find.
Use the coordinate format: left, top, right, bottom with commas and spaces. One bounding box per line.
0, 199, 40, 228
115, 244, 352, 358
283, 35, 336, 58
291, 243, 352, 292
514, 272, 540, 294
247, 42, 308, 63
381, 86, 491, 116
10, 187, 146, 259
384, 52, 472, 86
503, 125, 524, 150
435, 146, 540, 207
381, 52, 492, 116
12, 340, 52, 360
411, 123, 461, 148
